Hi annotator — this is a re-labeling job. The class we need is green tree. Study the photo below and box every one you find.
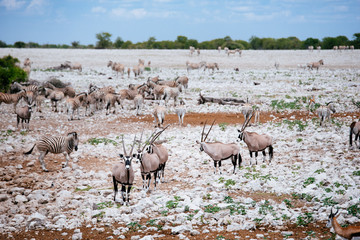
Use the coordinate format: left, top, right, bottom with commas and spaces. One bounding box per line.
0, 40, 7, 48
121, 40, 133, 49
14, 41, 26, 48
249, 36, 262, 49
322, 37, 337, 49
303, 38, 320, 49
71, 41, 80, 48
352, 33, 360, 48
114, 37, 124, 49
0, 55, 27, 92
146, 37, 156, 49
96, 32, 112, 49
27, 42, 40, 48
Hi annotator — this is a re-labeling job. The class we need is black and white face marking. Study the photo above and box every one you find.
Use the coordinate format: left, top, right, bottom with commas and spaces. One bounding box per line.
119, 154, 132, 169
237, 130, 244, 141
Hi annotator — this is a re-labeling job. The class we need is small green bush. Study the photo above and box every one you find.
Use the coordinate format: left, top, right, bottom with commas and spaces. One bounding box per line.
0, 55, 27, 92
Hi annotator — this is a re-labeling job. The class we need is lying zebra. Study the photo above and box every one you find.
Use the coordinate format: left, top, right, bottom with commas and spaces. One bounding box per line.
24, 132, 79, 172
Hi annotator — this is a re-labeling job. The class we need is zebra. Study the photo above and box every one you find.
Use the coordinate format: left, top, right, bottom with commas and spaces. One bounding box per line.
0, 90, 26, 113
24, 132, 79, 172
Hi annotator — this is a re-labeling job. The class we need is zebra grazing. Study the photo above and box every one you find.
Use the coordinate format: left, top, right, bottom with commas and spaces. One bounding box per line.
316, 102, 336, 126
24, 132, 79, 172
0, 90, 26, 113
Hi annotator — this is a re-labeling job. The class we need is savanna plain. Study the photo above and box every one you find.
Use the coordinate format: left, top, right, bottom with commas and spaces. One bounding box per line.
0, 48, 360, 240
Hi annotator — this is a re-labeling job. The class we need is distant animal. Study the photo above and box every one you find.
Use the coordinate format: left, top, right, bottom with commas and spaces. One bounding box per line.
204, 63, 219, 73
186, 61, 206, 73
153, 106, 166, 128
24, 132, 79, 172
316, 102, 336, 126
327, 208, 360, 240
307, 59, 324, 71
108, 60, 125, 77
175, 100, 186, 126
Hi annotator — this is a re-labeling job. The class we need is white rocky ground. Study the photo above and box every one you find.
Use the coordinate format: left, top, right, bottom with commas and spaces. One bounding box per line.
0, 49, 359, 239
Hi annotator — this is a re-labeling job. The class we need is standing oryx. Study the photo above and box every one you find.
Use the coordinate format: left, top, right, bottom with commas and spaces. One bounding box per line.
350, 121, 360, 149
112, 135, 136, 205
196, 120, 242, 174
133, 128, 167, 192
238, 113, 273, 165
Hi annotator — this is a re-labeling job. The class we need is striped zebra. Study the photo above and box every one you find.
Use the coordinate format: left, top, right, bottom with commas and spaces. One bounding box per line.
24, 132, 79, 172
66, 92, 87, 120
0, 90, 26, 113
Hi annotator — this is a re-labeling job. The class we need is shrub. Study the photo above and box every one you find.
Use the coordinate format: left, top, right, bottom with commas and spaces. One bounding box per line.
0, 55, 27, 92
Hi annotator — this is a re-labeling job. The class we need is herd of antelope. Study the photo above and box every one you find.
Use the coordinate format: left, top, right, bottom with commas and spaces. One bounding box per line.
1, 55, 360, 238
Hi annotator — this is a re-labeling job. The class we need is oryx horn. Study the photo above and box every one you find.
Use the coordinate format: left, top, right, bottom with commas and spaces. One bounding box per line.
203, 119, 216, 142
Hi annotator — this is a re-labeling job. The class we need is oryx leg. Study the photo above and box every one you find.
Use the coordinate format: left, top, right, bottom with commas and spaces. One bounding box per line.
231, 155, 237, 174
255, 152, 258, 165
121, 185, 126, 204
355, 133, 360, 148
262, 150, 266, 163
112, 176, 118, 202
39, 151, 48, 172
213, 160, 218, 174
249, 151, 253, 165
153, 171, 158, 190
126, 185, 132, 204
218, 161, 222, 174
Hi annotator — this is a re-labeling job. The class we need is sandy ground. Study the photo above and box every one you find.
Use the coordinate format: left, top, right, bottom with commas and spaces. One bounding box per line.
0, 48, 360, 240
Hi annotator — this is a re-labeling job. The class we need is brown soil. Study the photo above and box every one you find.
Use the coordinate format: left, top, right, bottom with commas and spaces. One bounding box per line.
1, 110, 357, 240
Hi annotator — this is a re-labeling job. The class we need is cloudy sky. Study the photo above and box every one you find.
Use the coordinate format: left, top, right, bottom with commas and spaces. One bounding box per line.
0, 0, 359, 45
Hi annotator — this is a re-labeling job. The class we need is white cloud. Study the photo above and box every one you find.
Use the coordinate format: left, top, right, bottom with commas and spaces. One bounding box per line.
92, 6, 106, 13
26, 0, 46, 14
112, 7, 126, 16
0, 0, 25, 10
130, 8, 147, 18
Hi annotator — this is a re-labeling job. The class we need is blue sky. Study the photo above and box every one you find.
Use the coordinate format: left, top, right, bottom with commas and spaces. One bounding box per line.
0, 0, 359, 45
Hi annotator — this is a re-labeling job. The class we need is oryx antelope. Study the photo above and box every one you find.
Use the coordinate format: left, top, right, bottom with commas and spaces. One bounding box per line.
15, 104, 32, 130
238, 113, 273, 165
112, 135, 136, 205
349, 121, 360, 149
133, 129, 166, 192
316, 102, 336, 126
327, 208, 360, 240
196, 120, 242, 174
24, 132, 79, 172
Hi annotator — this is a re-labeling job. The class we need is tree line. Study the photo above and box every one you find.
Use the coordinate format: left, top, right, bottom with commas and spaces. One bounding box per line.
1, 32, 359, 50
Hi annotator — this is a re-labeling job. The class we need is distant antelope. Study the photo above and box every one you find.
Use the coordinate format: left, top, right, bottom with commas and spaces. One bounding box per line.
112, 135, 136, 205
108, 60, 125, 78
238, 113, 273, 165
134, 94, 144, 115
16, 104, 32, 130
189, 46, 195, 56
349, 121, 360, 149
327, 208, 360, 240
196, 120, 242, 174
